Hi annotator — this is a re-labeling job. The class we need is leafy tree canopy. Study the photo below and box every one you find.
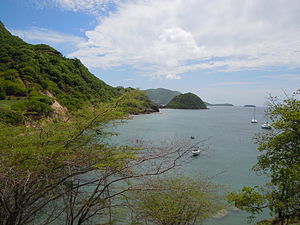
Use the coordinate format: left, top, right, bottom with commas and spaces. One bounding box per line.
129, 176, 224, 225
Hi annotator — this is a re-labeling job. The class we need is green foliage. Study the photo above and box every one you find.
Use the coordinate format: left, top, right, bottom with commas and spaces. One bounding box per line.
0, 86, 5, 100
0, 108, 24, 125
8, 91, 54, 116
166, 92, 207, 109
144, 88, 181, 105
0, 22, 158, 120
0, 21, 119, 112
119, 89, 159, 114
0, 95, 215, 225
0, 95, 163, 225
228, 186, 267, 218
129, 176, 224, 225
0, 69, 19, 80
0, 78, 27, 96
0, 100, 134, 225
229, 91, 300, 224
25, 99, 54, 115
28, 90, 54, 105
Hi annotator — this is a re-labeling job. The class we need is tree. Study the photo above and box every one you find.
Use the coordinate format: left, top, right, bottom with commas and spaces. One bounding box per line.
0, 103, 126, 225
126, 176, 224, 225
59, 137, 208, 225
0, 93, 210, 225
0, 93, 132, 225
229, 91, 300, 224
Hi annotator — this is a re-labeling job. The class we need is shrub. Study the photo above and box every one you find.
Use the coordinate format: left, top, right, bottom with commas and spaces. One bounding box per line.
25, 99, 53, 116
0, 109, 24, 125
4, 80, 27, 96
0, 87, 5, 100
0, 69, 19, 80
29, 91, 54, 105
11, 99, 53, 116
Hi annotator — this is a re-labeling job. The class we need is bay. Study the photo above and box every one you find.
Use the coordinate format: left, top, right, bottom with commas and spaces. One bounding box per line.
106, 106, 271, 225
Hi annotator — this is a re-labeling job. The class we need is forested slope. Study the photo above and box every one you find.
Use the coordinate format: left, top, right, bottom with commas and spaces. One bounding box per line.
0, 21, 157, 124
0, 22, 118, 109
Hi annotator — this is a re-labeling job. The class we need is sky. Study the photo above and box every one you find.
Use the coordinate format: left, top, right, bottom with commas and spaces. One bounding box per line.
1, 0, 300, 106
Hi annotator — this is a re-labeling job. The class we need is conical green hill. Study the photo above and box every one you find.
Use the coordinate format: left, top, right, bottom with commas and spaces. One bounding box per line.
166, 92, 207, 109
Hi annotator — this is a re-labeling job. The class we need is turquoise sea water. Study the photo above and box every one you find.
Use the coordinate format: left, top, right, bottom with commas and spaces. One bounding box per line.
106, 106, 271, 225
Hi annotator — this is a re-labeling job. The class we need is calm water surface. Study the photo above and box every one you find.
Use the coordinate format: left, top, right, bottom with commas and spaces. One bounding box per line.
106, 106, 271, 225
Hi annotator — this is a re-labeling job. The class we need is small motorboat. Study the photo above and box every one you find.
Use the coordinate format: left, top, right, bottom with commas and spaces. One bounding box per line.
192, 149, 201, 156
261, 122, 271, 129
190, 136, 195, 139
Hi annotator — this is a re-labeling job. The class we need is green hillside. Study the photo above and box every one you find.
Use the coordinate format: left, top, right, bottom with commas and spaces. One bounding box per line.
0, 21, 157, 124
0, 22, 118, 109
166, 92, 207, 109
144, 88, 181, 105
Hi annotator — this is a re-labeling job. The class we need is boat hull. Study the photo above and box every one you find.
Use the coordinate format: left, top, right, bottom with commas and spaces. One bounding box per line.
192, 150, 200, 156
261, 124, 271, 129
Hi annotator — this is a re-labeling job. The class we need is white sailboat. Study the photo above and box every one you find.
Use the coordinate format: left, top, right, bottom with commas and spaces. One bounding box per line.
251, 106, 258, 123
261, 107, 271, 129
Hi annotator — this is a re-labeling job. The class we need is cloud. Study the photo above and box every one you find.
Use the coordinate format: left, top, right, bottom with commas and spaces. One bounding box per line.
11, 27, 84, 53
37, 0, 300, 79
264, 74, 300, 81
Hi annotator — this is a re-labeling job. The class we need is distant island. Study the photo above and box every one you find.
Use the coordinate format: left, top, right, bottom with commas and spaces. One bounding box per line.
244, 105, 256, 107
206, 102, 234, 106
144, 88, 181, 105
144, 88, 233, 107
165, 92, 207, 109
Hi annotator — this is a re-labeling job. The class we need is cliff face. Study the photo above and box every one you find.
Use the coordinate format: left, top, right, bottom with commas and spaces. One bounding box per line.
166, 92, 207, 109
